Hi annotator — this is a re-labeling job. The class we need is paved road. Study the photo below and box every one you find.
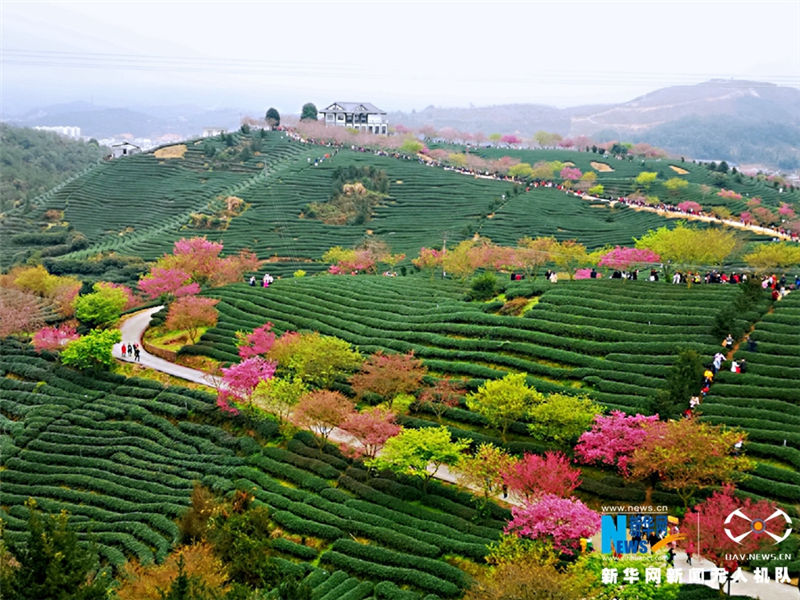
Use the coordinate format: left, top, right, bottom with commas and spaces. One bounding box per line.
117, 307, 799, 599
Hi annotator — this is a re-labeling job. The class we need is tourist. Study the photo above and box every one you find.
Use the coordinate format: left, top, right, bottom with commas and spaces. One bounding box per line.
134, 345, 141, 362
249, 275, 256, 286
724, 334, 734, 349
730, 360, 740, 373
713, 352, 725, 373
121, 343, 126, 357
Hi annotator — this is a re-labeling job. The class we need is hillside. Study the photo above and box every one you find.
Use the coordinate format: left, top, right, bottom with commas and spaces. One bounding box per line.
0, 124, 107, 212
2, 128, 799, 597
391, 80, 800, 170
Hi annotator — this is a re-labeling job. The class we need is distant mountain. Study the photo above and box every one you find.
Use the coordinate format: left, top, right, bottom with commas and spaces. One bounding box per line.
390, 80, 800, 170
2, 102, 248, 139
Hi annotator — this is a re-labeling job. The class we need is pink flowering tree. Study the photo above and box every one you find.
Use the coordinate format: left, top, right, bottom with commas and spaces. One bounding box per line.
746, 197, 762, 208
505, 494, 601, 556
717, 189, 743, 200
32, 323, 79, 352
778, 203, 796, 219
500, 134, 522, 146
339, 407, 401, 459
597, 246, 660, 271
164, 296, 219, 344
574, 411, 660, 476
559, 167, 582, 182
138, 267, 200, 300
753, 206, 779, 226
740, 211, 753, 224
501, 451, 582, 501
220, 356, 277, 407
677, 201, 702, 213
574, 268, 593, 280
412, 247, 444, 277
236, 322, 276, 359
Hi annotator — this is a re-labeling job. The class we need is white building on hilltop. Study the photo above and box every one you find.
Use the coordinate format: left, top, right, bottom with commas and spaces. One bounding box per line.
318, 102, 388, 135
111, 142, 142, 158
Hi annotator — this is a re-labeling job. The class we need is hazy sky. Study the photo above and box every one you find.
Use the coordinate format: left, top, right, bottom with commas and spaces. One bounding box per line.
2, 0, 799, 114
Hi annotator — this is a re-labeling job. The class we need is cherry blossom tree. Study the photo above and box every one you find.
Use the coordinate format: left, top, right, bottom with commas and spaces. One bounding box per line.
138, 267, 200, 300
677, 201, 702, 213
292, 390, 355, 447
597, 246, 660, 271
32, 323, 79, 352
717, 189, 743, 200
236, 323, 276, 359
221, 356, 277, 406
559, 167, 582, 181
0, 289, 43, 337
778, 203, 796, 219
505, 494, 601, 556
574, 411, 659, 476
501, 451, 582, 501
339, 407, 401, 459
165, 296, 219, 343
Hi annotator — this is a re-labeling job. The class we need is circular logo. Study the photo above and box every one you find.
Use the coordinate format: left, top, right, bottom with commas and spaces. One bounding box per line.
724, 508, 792, 545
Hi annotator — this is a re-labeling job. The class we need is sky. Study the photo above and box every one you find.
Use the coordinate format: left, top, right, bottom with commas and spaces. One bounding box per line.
2, 0, 799, 115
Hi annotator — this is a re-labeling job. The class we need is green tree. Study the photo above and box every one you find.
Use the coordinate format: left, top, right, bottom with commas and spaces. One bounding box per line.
400, 138, 425, 154
300, 103, 318, 121
457, 443, 515, 509
467, 373, 541, 441
552, 240, 589, 280
0, 499, 113, 600
369, 426, 469, 490
73, 282, 128, 327
265, 107, 280, 127
635, 222, 737, 270
650, 348, 704, 420
527, 393, 602, 447
251, 377, 307, 424
268, 331, 362, 388
635, 171, 658, 189
663, 177, 689, 194
743, 242, 800, 272
60, 328, 121, 371
507, 163, 533, 178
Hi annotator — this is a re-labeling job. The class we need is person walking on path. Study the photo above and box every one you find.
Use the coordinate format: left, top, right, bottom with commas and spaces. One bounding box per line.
686, 542, 695, 565
121, 343, 126, 357
724, 334, 734, 350
134, 345, 140, 362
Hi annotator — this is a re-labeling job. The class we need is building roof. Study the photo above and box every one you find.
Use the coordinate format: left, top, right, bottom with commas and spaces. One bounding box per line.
321, 102, 386, 114
112, 142, 141, 149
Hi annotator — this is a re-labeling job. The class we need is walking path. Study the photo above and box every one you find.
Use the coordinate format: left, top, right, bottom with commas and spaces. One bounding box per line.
287, 131, 797, 243
116, 307, 798, 599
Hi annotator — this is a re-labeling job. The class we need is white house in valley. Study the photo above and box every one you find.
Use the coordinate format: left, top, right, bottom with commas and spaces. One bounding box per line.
318, 102, 388, 135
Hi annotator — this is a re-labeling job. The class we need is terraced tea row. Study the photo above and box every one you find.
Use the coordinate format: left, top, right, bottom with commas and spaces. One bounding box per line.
0, 341, 501, 596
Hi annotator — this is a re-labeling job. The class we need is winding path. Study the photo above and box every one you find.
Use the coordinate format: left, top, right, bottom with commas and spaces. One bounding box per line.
115, 307, 799, 598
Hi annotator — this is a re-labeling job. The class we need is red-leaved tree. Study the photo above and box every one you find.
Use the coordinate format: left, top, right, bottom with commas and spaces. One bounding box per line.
0, 289, 43, 337
350, 351, 427, 408
236, 323, 276, 359
574, 411, 659, 476
681, 485, 782, 585
502, 451, 582, 501
505, 494, 601, 556
417, 377, 464, 422
165, 296, 219, 344
32, 323, 79, 352
678, 201, 702, 213
292, 390, 355, 447
339, 407, 401, 459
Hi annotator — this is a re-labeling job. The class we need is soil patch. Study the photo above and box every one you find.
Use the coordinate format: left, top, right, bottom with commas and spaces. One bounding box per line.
590, 161, 614, 172
669, 165, 689, 175
154, 144, 187, 159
